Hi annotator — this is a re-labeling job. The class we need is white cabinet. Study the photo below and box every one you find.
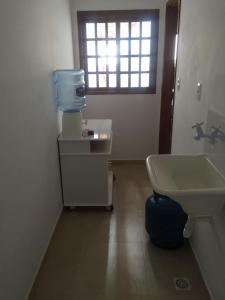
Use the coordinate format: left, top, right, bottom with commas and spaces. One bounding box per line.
58, 119, 113, 208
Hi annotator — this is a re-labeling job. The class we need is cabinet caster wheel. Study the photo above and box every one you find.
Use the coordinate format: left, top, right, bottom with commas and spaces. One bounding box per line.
105, 205, 114, 212
69, 206, 77, 211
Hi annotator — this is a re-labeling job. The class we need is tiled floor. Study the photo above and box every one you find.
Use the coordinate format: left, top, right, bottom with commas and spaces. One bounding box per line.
29, 163, 211, 300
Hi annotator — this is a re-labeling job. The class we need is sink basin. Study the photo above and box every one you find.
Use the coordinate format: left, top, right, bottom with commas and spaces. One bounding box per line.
146, 154, 225, 217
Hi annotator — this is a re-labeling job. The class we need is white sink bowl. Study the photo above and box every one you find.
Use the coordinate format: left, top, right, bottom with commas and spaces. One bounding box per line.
146, 154, 225, 217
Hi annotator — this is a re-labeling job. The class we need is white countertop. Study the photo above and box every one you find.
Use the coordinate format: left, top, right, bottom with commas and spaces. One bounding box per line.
58, 119, 112, 141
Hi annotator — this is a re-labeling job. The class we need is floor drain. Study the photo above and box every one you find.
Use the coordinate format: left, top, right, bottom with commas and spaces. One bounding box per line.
174, 277, 191, 291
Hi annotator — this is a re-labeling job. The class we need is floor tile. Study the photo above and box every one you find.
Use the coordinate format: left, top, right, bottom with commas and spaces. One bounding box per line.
29, 162, 210, 300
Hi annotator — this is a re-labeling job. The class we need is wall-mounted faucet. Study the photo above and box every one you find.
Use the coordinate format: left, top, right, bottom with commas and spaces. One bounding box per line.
192, 122, 207, 140
192, 122, 225, 144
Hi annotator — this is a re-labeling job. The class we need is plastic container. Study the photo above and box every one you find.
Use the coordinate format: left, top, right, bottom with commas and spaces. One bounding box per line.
145, 192, 188, 249
53, 69, 85, 112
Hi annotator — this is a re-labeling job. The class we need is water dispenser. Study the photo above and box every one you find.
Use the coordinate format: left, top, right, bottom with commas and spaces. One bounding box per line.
53, 69, 86, 138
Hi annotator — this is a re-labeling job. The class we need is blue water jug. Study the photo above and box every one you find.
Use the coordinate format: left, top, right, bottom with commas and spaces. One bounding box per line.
145, 192, 188, 249
53, 69, 86, 112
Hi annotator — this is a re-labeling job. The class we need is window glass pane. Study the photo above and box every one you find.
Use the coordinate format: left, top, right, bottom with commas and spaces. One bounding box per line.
131, 22, 140, 38
141, 73, 149, 87
120, 40, 129, 55
108, 23, 116, 38
98, 41, 107, 56
98, 58, 107, 72
107, 40, 117, 56
131, 40, 140, 55
142, 21, 151, 37
120, 74, 128, 87
88, 58, 96, 72
141, 39, 151, 55
87, 41, 96, 56
131, 57, 139, 72
86, 23, 95, 38
99, 74, 107, 87
109, 74, 117, 87
97, 23, 106, 38
141, 57, 150, 71
131, 73, 139, 87
88, 74, 97, 88
120, 57, 129, 72
82, 14, 157, 92
108, 57, 117, 72
120, 22, 129, 38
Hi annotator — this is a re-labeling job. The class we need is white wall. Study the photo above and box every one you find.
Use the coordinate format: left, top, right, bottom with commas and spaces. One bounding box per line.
172, 1, 225, 299
71, 0, 166, 160
0, 1, 74, 299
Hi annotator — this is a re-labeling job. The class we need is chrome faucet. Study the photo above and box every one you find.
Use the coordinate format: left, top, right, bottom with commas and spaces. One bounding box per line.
192, 122, 225, 144
192, 122, 207, 140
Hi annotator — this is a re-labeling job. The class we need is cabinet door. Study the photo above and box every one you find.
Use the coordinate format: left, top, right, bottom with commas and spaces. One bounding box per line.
60, 155, 108, 206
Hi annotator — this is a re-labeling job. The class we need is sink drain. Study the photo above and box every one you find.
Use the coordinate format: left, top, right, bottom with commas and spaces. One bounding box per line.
174, 277, 191, 291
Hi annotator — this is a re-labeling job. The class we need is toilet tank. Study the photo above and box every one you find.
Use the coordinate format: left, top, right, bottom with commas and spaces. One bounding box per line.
53, 69, 86, 112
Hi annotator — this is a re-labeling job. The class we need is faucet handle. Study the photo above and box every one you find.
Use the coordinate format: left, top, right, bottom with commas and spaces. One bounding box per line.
192, 122, 204, 129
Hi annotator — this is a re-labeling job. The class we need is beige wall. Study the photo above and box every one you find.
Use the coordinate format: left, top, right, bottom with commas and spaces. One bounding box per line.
71, 0, 166, 160
0, 1, 74, 299
172, 0, 225, 299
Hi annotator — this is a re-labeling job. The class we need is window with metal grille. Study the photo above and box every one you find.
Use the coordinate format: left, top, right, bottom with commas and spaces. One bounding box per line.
77, 10, 159, 94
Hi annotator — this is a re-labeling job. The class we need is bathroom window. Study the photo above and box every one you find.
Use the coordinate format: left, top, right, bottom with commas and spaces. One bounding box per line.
77, 10, 159, 94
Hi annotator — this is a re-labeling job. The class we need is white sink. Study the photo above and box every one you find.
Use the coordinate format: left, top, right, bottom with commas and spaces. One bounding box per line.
146, 154, 225, 217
